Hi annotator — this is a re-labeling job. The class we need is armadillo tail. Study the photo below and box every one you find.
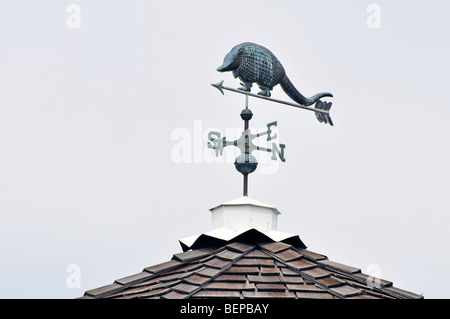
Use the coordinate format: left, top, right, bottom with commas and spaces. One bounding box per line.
280, 76, 333, 107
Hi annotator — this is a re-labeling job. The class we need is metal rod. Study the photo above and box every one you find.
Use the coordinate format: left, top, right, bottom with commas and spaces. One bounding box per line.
243, 114, 249, 196
212, 81, 330, 115
243, 174, 248, 197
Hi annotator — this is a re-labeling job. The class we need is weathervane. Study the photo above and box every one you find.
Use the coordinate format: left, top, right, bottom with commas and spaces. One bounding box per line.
209, 42, 334, 196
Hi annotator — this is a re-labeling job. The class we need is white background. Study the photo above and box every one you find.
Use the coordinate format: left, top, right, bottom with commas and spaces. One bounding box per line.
0, 1, 449, 298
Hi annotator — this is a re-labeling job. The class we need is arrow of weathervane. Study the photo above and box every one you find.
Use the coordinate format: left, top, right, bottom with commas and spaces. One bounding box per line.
211, 80, 333, 126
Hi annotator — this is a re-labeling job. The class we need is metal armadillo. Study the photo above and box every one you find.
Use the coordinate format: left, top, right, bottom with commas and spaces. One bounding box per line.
217, 42, 333, 108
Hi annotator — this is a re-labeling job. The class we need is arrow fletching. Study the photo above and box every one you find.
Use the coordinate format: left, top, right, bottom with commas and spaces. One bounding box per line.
314, 100, 333, 126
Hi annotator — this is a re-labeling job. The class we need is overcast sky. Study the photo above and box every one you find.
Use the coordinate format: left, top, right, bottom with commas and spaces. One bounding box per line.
0, 1, 449, 299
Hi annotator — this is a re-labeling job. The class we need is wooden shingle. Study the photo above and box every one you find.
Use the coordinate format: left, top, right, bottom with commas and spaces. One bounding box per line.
256, 283, 286, 291
203, 282, 255, 291
296, 291, 334, 299
192, 290, 241, 298
224, 266, 260, 275
114, 271, 154, 286
330, 285, 363, 298
144, 260, 183, 274
225, 242, 255, 253
315, 276, 346, 288
214, 274, 247, 282
275, 249, 303, 262
318, 260, 361, 275
235, 258, 275, 267
172, 282, 200, 294
242, 291, 296, 299
286, 258, 316, 271
301, 267, 332, 280
260, 242, 291, 253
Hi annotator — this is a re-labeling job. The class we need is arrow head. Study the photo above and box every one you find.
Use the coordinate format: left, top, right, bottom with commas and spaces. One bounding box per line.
211, 80, 225, 95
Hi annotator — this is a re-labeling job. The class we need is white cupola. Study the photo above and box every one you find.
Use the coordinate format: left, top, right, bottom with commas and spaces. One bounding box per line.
209, 196, 280, 232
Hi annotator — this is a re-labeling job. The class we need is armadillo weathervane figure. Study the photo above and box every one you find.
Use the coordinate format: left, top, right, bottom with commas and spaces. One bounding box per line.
213, 42, 334, 125
209, 42, 334, 196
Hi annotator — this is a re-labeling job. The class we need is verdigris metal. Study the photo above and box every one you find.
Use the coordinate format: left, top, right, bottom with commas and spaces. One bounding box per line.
217, 42, 333, 107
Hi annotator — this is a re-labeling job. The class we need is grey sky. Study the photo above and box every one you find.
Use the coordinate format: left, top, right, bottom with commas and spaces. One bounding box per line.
0, 1, 449, 298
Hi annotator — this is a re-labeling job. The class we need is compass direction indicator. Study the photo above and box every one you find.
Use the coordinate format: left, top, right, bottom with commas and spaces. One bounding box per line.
208, 107, 285, 197
207, 119, 285, 163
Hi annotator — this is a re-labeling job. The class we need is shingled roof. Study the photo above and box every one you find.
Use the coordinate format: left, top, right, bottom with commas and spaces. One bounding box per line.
80, 197, 423, 299
80, 240, 422, 299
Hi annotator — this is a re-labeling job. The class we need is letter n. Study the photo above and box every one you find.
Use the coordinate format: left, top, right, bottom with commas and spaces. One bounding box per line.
271, 143, 285, 162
